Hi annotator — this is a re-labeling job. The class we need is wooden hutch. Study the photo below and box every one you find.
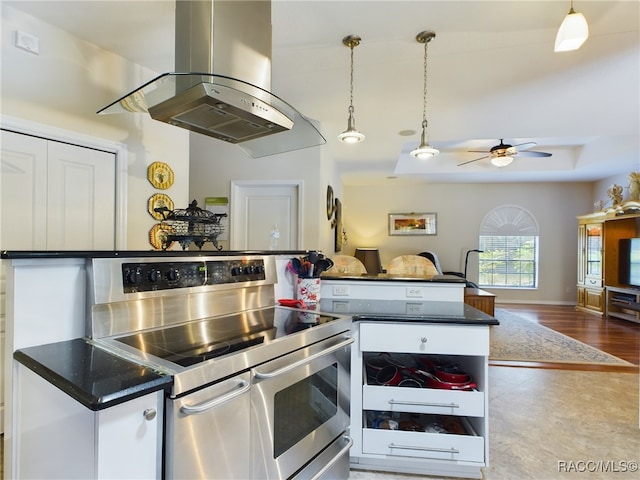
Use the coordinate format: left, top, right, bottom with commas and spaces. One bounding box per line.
576, 200, 640, 322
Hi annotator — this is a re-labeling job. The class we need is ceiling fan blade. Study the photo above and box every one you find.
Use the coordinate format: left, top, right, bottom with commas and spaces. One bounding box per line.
458, 155, 489, 166
513, 142, 537, 151
468, 150, 490, 153
517, 151, 552, 157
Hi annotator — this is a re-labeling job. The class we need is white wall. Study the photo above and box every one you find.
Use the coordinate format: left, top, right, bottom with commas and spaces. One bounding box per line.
342, 181, 593, 304
188, 133, 339, 254
1, 5, 189, 250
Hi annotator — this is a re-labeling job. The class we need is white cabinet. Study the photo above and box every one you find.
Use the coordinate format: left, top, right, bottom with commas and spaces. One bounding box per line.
15, 365, 163, 479
0, 129, 116, 251
350, 321, 490, 479
1, 130, 117, 435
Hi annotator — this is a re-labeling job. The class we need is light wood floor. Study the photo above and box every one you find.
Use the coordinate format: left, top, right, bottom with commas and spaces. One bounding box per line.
492, 303, 640, 373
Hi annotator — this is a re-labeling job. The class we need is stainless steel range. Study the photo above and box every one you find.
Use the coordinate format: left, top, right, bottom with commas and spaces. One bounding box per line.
87, 254, 353, 480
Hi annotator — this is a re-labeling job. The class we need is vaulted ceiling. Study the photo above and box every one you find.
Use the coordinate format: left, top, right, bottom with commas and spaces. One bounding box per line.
5, 0, 639, 185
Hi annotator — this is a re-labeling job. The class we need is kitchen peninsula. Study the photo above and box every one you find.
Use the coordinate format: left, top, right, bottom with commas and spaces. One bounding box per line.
4, 251, 496, 480
320, 275, 498, 479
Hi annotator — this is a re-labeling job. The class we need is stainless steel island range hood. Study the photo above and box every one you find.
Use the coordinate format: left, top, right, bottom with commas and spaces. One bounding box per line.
98, 0, 325, 157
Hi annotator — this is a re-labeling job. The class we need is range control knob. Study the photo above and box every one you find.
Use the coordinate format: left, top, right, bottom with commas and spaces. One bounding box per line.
148, 269, 161, 283
165, 269, 179, 282
231, 266, 243, 276
254, 264, 265, 274
243, 265, 255, 275
125, 269, 141, 285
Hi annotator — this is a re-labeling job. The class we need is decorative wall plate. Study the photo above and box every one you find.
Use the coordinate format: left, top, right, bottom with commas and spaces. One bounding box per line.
149, 223, 174, 250
147, 161, 174, 189
148, 193, 174, 220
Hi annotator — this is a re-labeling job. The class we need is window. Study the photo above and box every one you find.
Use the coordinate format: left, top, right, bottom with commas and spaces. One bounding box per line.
478, 205, 539, 288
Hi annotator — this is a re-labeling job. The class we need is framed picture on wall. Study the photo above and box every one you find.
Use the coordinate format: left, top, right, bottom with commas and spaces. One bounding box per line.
389, 212, 437, 236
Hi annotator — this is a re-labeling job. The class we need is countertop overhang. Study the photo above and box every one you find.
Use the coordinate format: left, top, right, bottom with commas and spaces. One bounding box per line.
14, 338, 172, 411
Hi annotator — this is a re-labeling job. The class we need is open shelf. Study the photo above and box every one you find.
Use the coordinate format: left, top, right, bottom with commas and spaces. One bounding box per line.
606, 286, 640, 324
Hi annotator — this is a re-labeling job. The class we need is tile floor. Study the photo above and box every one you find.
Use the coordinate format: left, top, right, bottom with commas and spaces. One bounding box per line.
351, 366, 639, 479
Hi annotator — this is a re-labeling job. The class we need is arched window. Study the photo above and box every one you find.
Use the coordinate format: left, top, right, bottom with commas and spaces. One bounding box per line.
478, 205, 539, 288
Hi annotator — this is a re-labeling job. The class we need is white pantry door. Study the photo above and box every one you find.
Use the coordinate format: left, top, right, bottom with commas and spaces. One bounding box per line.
46, 140, 116, 249
230, 181, 301, 250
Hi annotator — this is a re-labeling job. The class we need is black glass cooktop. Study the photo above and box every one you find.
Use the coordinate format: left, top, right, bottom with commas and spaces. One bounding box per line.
115, 307, 341, 367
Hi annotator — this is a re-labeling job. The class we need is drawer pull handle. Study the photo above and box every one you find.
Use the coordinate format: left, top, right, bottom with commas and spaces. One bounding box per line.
389, 443, 459, 454
389, 399, 460, 409
420, 337, 428, 343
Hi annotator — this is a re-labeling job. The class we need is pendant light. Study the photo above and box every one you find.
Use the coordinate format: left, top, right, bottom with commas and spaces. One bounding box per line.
554, 0, 589, 52
338, 35, 365, 143
410, 31, 439, 159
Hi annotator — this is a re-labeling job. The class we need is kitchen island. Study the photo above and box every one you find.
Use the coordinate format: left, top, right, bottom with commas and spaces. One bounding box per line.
320, 276, 497, 480
2, 250, 346, 480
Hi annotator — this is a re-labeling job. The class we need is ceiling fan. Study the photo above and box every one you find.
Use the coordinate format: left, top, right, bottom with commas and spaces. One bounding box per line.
458, 139, 552, 167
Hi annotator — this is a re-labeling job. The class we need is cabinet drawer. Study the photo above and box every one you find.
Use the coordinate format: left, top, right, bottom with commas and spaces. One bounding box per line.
359, 323, 489, 356
585, 276, 602, 287
362, 428, 484, 463
363, 385, 485, 417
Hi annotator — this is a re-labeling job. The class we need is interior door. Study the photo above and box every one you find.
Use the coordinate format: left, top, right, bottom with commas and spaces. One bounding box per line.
1, 130, 116, 250
0, 130, 48, 249
230, 181, 301, 250
46, 141, 116, 249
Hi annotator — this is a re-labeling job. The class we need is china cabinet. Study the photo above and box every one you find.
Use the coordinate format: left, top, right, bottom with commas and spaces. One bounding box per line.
576, 218, 604, 314
576, 204, 640, 318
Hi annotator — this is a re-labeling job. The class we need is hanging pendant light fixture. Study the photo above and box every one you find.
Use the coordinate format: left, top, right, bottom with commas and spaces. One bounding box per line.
410, 31, 439, 160
338, 34, 365, 143
554, 0, 589, 52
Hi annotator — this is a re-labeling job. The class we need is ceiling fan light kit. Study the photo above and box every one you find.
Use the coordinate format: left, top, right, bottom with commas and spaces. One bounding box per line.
458, 139, 552, 167
490, 156, 514, 168
410, 30, 439, 160
554, 0, 589, 52
338, 34, 365, 144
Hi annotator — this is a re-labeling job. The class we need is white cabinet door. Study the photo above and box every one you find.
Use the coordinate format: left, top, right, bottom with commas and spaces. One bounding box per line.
0, 130, 48, 249
0, 129, 116, 250
46, 141, 116, 250
97, 392, 163, 479
16, 365, 162, 479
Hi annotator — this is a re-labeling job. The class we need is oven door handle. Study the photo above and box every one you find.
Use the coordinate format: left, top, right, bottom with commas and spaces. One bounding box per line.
308, 435, 353, 480
179, 379, 250, 415
253, 336, 354, 379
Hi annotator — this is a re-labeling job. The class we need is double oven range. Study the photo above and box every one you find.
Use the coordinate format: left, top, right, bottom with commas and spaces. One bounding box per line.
87, 254, 353, 480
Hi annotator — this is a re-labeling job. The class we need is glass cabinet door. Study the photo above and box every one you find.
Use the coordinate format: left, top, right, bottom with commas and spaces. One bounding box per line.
585, 224, 602, 278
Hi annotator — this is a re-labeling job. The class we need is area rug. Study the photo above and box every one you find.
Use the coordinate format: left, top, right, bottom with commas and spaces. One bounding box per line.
490, 309, 633, 365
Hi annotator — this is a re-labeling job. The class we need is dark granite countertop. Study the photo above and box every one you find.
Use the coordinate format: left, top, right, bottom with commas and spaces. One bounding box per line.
318, 299, 498, 325
1, 250, 311, 259
14, 338, 172, 411
320, 273, 467, 283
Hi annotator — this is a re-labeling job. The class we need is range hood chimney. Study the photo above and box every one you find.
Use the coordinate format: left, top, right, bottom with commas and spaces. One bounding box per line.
98, 0, 325, 158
